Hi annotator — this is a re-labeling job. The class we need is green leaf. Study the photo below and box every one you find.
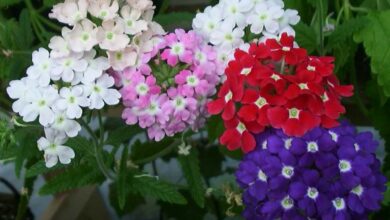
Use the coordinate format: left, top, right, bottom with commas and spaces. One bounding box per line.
207, 115, 224, 142
354, 11, 390, 97
43, 0, 62, 7
0, 0, 22, 8
328, 16, 369, 47
128, 175, 187, 205
178, 149, 205, 208
294, 22, 318, 54
154, 12, 195, 31
131, 138, 176, 163
39, 165, 104, 195
117, 145, 129, 210
105, 125, 142, 147
109, 183, 145, 217
66, 136, 94, 156
25, 161, 65, 178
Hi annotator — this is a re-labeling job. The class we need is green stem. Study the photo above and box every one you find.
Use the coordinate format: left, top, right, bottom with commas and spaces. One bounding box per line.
15, 163, 37, 220
343, 0, 351, 20
36, 14, 62, 32
280, 56, 286, 74
349, 6, 371, 13
318, 0, 325, 55
133, 140, 180, 165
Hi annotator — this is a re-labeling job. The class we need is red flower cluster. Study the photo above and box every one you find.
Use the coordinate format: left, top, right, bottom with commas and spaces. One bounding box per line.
208, 33, 353, 153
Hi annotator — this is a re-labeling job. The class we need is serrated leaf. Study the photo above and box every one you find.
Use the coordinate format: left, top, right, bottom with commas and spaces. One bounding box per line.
25, 161, 65, 178
117, 145, 129, 210
39, 165, 104, 195
129, 175, 187, 205
354, 11, 390, 97
294, 22, 317, 54
178, 149, 205, 208
105, 125, 142, 147
109, 183, 145, 217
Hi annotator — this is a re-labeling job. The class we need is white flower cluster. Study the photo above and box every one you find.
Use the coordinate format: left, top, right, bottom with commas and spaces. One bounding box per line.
7, 0, 163, 168
192, 0, 300, 70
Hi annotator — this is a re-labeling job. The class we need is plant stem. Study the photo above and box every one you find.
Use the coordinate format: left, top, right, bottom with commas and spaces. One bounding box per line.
318, 0, 325, 55
343, 0, 351, 20
36, 14, 62, 32
15, 167, 36, 220
133, 140, 180, 165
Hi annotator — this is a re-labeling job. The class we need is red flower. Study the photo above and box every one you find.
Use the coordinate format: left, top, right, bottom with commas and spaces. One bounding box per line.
225, 49, 258, 86
296, 56, 335, 83
266, 33, 307, 65
326, 75, 354, 97
238, 87, 285, 125
267, 106, 320, 136
248, 42, 271, 60
220, 117, 264, 153
207, 82, 243, 120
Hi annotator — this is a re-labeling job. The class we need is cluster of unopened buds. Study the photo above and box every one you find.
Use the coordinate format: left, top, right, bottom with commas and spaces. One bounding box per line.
208, 33, 354, 152
7, 0, 163, 167
192, 0, 300, 72
114, 29, 223, 141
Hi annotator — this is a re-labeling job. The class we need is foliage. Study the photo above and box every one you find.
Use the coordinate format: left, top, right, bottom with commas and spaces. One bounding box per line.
1, 0, 390, 219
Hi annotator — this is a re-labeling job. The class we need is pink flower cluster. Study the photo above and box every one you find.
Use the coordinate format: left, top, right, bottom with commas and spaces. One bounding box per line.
113, 29, 222, 141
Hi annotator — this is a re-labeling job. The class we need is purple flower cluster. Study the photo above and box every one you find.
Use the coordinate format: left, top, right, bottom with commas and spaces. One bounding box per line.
235, 121, 386, 220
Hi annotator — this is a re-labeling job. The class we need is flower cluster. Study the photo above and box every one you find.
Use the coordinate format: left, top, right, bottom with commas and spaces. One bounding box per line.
115, 29, 222, 141
208, 33, 353, 152
236, 123, 387, 220
192, 0, 300, 72
7, 0, 163, 168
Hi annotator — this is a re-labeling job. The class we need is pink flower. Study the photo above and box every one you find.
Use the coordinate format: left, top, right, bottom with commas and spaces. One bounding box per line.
160, 29, 196, 66
175, 69, 210, 96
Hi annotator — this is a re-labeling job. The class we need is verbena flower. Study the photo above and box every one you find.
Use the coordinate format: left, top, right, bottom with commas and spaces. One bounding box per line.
208, 33, 353, 152
117, 29, 223, 141
235, 123, 386, 220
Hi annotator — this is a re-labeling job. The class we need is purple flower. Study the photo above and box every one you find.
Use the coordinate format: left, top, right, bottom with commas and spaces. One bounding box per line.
235, 122, 386, 219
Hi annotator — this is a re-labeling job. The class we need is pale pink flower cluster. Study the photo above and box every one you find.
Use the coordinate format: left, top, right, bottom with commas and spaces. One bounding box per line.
114, 29, 222, 141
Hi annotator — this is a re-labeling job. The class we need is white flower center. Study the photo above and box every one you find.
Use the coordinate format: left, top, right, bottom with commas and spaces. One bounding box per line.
288, 108, 300, 119
229, 6, 238, 14
240, 67, 252, 76
332, 198, 346, 211
224, 91, 233, 102
321, 92, 329, 102
100, 10, 108, 18
147, 102, 159, 115
136, 83, 149, 96
81, 32, 90, 41
224, 33, 233, 41
299, 83, 308, 90
257, 169, 267, 182
259, 13, 268, 20
284, 138, 292, 150
282, 166, 294, 179
37, 99, 46, 107
262, 140, 267, 149
255, 97, 267, 108
351, 185, 364, 196
236, 122, 246, 134
307, 65, 316, 71
282, 46, 291, 52
93, 85, 101, 93
307, 142, 319, 153
55, 115, 65, 125
307, 187, 319, 200
186, 75, 199, 87
68, 96, 76, 104
281, 196, 294, 210
41, 62, 50, 71
195, 51, 206, 63
354, 143, 360, 151
174, 97, 186, 110
126, 19, 134, 27
270, 74, 281, 81
106, 32, 115, 41
329, 131, 338, 142
171, 43, 184, 55
339, 160, 352, 173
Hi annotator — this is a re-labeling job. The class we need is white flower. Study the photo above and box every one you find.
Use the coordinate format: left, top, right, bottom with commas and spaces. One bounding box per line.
50, 110, 82, 137
26, 48, 53, 87
19, 86, 59, 126
210, 20, 244, 49
88, 0, 119, 21
97, 19, 130, 51
49, 29, 72, 58
220, 0, 252, 27
192, 5, 223, 40
7, 77, 38, 114
51, 52, 88, 82
246, 3, 284, 34
83, 50, 110, 82
108, 46, 138, 71
56, 86, 90, 119
83, 74, 121, 109
120, 5, 148, 35
66, 19, 99, 52
278, 9, 300, 29
37, 129, 75, 168
49, 0, 88, 26
126, 0, 154, 11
